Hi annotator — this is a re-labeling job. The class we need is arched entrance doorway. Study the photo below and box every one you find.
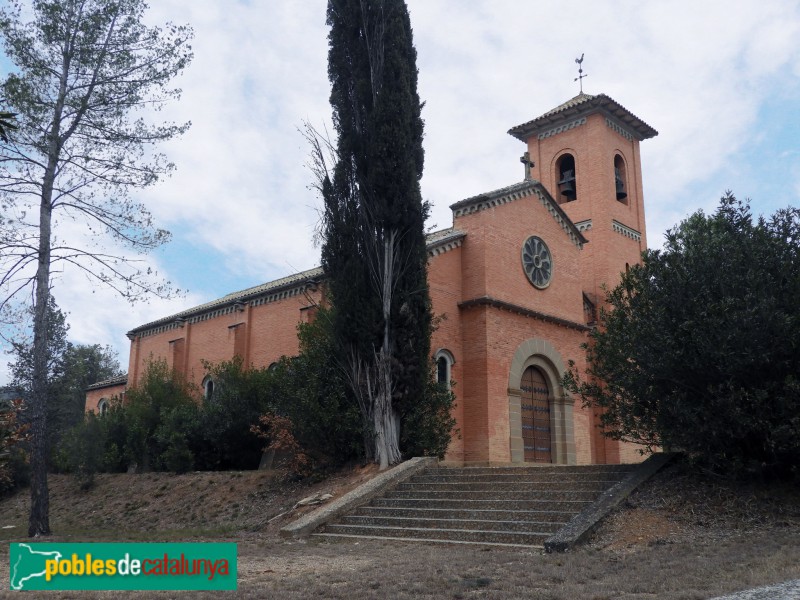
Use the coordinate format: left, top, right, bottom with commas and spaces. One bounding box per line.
508, 338, 576, 465
521, 366, 551, 463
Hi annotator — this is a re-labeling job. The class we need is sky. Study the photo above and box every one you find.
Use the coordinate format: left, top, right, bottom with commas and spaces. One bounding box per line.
1, 0, 799, 385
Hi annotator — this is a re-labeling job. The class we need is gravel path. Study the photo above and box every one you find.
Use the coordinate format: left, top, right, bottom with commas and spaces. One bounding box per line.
710, 579, 800, 600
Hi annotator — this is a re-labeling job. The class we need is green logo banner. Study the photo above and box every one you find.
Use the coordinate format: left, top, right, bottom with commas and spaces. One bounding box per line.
9, 543, 237, 591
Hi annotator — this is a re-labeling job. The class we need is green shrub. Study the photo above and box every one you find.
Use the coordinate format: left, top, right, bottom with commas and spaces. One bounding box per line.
401, 372, 457, 459
564, 195, 800, 478
55, 412, 106, 489
193, 357, 271, 470
123, 358, 197, 472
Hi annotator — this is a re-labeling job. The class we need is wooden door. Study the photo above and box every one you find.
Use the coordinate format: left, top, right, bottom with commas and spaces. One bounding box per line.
521, 366, 552, 463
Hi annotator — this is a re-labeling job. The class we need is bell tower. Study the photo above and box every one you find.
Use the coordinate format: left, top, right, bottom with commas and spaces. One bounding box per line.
508, 93, 658, 314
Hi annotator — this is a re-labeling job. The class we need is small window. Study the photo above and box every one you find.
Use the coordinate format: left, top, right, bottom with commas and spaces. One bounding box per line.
614, 154, 628, 203
556, 153, 577, 203
434, 349, 455, 390
268, 362, 279, 372
97, 398, 109, 416
202, 376, 214, 401
437, 357, 448, 384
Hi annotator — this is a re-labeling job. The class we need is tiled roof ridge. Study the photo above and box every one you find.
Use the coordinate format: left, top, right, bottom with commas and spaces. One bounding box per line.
540, 92, 595, 119
450, 180, 535, 210
86, 374, 128, 390
508, 92, 657, 141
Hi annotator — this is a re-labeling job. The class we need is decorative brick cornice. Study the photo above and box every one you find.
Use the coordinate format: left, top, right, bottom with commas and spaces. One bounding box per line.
429, 238, 463, 256
188, 304, 244, 324
250, 285, 309, 308
612, 219, 642, 242
574, 219, 592, 233
128, 320, 184, 339
606, 117, 634, 141
532, 187, 587, 250
458, 296, 590, 332
427, 229, 466, 257
451, 181, 588, 250
451, 181, 536, 218
537, 117, 586, 140
128, 270, 322, 339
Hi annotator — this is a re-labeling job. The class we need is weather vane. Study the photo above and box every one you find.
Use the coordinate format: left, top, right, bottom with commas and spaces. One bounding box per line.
574, 53, 588, 93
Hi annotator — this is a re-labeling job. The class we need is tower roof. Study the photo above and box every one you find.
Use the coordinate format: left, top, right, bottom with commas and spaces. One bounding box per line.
508, 93, 658, 142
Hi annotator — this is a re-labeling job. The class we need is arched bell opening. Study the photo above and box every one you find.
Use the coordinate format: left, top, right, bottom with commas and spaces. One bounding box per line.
556, 153, 577, 203
614, 154, 628, 203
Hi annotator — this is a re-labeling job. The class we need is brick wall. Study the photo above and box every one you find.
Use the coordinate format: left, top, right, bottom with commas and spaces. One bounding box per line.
429, 245, 464, 461
85, 383, 126, 413
126, 288, 323, 388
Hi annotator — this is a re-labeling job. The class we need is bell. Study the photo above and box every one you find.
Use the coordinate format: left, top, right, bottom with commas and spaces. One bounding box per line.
558, 169, 576, 199
615, 168, 627, 200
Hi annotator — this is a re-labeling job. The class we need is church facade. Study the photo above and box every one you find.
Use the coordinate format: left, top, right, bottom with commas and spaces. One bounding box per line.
86, 92, 657, 466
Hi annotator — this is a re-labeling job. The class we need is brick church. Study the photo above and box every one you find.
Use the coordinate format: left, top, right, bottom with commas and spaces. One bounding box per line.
86, 92, 657, 466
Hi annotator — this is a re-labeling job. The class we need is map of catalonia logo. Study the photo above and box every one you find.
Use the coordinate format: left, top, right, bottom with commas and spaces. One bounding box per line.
9, 542, 237, 591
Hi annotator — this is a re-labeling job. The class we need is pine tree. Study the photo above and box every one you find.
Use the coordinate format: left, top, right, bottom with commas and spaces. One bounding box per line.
0, 0, 191, 536
321, 0, 431, 468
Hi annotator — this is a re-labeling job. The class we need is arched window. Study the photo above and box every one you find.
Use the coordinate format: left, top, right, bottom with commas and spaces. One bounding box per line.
434, 349, 455, 389
202, 376, 215, 402
268, 362, 279, 372
556, 153, 577, 203
614, 154, 628, 203
97, 398, 109, 416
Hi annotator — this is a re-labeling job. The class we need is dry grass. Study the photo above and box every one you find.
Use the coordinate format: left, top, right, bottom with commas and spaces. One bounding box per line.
0, 461, 798, 599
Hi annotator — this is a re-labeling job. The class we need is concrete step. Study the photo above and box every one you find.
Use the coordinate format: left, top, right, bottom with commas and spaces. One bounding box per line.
312, 463, 642, 549
396, 480, 616, 493
370, 497, 593, 511
339, 514, 564, 534
410, 473, 628, 484
311, 533, 545, 549
384, 489, 601, 502
429, 466, 634, 476
320, 523, 551, 546
353, 506, 575, 523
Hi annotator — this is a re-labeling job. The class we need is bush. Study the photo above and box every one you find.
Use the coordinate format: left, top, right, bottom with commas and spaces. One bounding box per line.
53, 398, 129, 488
123, 358, 197, 472
564, 195, 800, 478
401, 370, 457, 459
153, 403, 199, 474
193, 357, 271, 470
264, 308, 364, 469
58, 412, 106, 490
0, 398, 29, 495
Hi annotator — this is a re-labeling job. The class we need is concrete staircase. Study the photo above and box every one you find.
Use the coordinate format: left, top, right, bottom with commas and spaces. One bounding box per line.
314, 464, 636, 548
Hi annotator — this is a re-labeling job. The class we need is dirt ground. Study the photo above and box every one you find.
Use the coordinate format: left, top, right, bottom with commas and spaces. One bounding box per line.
0, 460, 798, 599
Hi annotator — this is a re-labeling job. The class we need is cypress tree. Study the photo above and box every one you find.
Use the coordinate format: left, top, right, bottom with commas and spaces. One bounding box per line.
322, 0, 431, 468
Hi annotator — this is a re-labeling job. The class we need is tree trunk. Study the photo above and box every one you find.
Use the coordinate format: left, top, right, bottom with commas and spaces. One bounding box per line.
27, 34, 73, 537
373, 233, 401, 469
29, 179, 54, 537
